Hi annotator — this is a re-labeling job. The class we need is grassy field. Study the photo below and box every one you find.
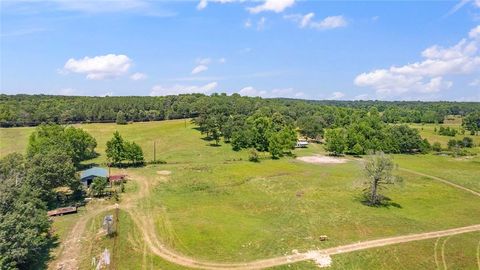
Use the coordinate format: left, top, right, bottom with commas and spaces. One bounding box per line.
408, 122, 480, 148
1, 120, 479, 269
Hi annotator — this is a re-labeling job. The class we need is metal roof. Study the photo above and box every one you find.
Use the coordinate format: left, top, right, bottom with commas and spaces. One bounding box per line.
80, 167, 108, 179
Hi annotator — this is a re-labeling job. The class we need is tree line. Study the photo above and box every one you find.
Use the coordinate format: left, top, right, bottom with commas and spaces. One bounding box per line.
1, 94, 479, 128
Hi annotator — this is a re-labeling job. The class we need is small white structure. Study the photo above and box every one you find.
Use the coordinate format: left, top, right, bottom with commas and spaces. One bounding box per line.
295, 140, 309, 148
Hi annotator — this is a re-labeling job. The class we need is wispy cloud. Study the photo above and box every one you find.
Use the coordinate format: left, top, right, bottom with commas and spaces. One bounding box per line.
151, 82, 218, 96
2, 0, 176, 17
285, 13, 347, 30
238, 86, 304, 98
1, 27, 47, 38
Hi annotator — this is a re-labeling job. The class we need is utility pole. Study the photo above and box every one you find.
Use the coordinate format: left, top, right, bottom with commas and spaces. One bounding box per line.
153, 141, 156, 162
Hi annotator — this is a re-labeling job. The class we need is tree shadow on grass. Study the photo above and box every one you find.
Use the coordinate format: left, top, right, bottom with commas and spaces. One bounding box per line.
355, 194, 402, 209
208, 143, 221, 147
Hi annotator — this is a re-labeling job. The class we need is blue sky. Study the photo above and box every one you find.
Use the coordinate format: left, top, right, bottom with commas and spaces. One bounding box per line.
1, 0, 479, 101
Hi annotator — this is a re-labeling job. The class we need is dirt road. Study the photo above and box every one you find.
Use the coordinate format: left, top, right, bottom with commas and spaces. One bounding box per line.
52, 204, 116, 270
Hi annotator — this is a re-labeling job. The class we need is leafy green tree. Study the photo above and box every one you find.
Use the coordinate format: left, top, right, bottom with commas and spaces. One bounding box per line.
432, 142, 442, 152
363, 151, 401, 206
296, 115, 326, 140
124, 141, 145, 164
231, 129, 253, 151
447, 139, 458, 149
462, 112, 480, 135
325, 128, 347, 155
116, 111, 127, 125
27, 124, 97, 166
460, 137, 474, 148
388, 125, 425, 153
248, 148, 259, 162
210, 127, 221, 145
90, 177, 108, 197
26, 150, 77, 205
351, 143, 364, 155
267, 132, 283, 159
250, 116, 272, 152
0, 154, 50, 270
106, 131, 125, 165
64, 126, 97, 163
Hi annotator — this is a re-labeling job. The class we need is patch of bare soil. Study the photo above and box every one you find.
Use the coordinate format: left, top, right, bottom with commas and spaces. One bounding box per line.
157, 170, 172, 175
297, 155, 348, 164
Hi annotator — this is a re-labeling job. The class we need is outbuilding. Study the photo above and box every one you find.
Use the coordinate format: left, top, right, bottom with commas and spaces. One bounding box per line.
80, 167, 108, 187
295, 140, 309, 148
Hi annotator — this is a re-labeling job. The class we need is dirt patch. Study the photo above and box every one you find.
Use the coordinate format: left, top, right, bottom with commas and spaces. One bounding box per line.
156, 170, 172, 175
297, 155, 348, 164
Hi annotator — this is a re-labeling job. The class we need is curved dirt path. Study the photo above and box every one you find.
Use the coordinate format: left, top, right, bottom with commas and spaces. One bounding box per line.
52, 167, 480, 269
52, 204, 116, 270
123, 171, 480, 269
399, 168, 480, 197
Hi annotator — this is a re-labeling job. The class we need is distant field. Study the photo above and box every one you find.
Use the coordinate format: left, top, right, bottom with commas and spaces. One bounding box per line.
394, 154, 480, 192
2, 120, 479, 269
408, 122, 480, 148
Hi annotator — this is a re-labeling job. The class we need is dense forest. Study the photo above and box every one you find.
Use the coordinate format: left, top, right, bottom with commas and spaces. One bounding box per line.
1, 94, 480, 127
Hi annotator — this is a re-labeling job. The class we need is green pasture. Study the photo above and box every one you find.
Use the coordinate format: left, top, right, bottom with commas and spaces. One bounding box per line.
1, 119, 479, 269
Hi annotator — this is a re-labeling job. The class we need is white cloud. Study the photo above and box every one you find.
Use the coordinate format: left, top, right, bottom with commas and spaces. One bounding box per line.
299, 13, 314, 28
130, 72, 147, 80
150, 82, 218, 96
63, 54, 132, 80
239, 86, 267, 97
238, 86, 304, 98
312, 16, 347, 30
285, 13, 347, 30
245, 17, 267, 30
218, 58, 227, 64
470, 25, 480, 39
470, 78, 480, 86
197, 0, 239, 10
197, 58, 212, 65
330, 91, 345, 99
257, 17, 267, 30
354, 26, 480, 97
191, 65, 209, 74
476, 0, 480, 7
248, 0, 295, 14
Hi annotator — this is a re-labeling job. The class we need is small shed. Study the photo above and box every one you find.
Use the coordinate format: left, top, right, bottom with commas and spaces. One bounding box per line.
80, 167, 108, 187
109, 174, 126, 184
295, 140, 309, 148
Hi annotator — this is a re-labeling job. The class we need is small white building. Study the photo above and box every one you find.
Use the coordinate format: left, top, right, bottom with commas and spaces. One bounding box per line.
295, 140, 309, 148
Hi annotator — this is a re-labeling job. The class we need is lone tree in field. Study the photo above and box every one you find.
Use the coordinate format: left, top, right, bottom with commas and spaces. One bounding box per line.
363, 151, 401, 206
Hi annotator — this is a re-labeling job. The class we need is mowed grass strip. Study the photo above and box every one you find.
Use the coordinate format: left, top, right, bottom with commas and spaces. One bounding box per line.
394, 154, 480, 193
